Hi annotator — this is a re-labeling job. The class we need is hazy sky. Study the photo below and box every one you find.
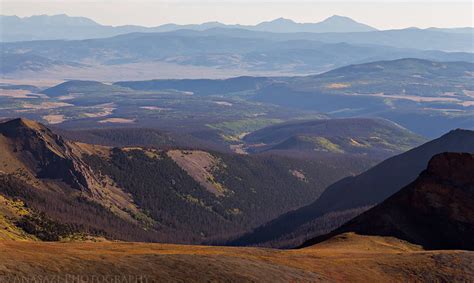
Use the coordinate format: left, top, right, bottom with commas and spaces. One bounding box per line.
1, 1, 473, 29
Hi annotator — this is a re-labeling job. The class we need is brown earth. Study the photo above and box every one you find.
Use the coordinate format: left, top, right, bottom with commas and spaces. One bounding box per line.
0, 233, 472, 282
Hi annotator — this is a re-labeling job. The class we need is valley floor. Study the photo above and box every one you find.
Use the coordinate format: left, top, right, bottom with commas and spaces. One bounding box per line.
0, 233, 472, 282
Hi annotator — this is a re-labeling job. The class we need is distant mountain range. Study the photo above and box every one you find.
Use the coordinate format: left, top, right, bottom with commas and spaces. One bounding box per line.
247, 15, 376, 33
2, 19, 473, 85
0, 14, 376, 42
1, 14, 472, 45
3, 35, 473, 76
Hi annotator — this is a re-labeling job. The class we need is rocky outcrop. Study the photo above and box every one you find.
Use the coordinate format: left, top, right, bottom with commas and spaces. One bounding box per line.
0, 118, 100, 191
302, 152, 474, 250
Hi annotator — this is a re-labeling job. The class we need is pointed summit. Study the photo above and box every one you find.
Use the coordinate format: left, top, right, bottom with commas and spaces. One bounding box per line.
0, 118, 47, 137
322, 15, 354, 22
0, 118, 97, 191
316, 15, 377, 32
254, 18, 298, 32
270, 17, 296, 24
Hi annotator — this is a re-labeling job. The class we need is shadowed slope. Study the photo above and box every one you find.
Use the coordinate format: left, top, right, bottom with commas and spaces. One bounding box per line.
231, 129, 474, 247
302, 152, 474, 250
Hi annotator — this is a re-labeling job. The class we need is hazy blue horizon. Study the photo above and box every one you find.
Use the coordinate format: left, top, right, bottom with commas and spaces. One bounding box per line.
1, 1, 473, 29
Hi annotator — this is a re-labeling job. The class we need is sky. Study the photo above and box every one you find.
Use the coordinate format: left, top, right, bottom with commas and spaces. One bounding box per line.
1, 1, 473, 29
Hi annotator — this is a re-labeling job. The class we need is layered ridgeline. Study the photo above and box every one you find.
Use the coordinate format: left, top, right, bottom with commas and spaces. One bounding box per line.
0, 15, 377, 42
252, 59, 474, 137
303, 152, 474, 250
254, 59, 474, 108
1, 77, 428, 156
116, 59, 474, 137
0, 118, 371, 243
2, 29, 473, 78
2, 59, 470, 141
230, 128, 474, 247
54, 117, 425, 162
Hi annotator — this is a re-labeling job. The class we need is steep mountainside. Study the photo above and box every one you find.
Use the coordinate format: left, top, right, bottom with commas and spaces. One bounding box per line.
230, 129, 474, 247
243, 118, 425, 158
0, 118, 370, 244
2, 32, 472, 78
0, 118, 97, 190
0, 118, 160, 241
303, 153, 474, 250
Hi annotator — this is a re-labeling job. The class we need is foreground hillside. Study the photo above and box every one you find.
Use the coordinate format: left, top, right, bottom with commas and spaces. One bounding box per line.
1, 124, 473, 281
0, 233, 472, 282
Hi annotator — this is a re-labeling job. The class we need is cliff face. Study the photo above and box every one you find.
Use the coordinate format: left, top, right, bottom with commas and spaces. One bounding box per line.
303, 152, 474, 250
0, 118, 143, 222
0, 118, 153, 241
0, 118, 100, 191
425, 152, 473, 188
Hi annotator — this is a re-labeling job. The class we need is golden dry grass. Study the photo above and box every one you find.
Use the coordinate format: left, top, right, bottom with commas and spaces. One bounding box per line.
326, 83, 351, 89
0, 89, 32, 98
98, 118, 135, 124
42, 114, 66, 124
0, 195, 37, 241
22, 102, 73, 110
71, 142, 111, 158
0, 233, 472, 282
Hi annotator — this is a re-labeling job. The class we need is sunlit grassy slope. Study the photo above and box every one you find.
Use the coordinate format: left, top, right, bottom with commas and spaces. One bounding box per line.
0, 233, 472, 282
